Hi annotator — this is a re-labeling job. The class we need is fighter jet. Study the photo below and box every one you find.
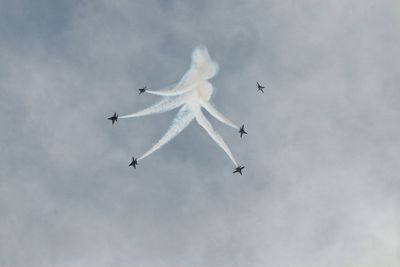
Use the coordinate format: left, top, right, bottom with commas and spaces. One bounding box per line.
257, 82, 265, 93
107, 112, 118, 125
129, 157, 138, 169
138, 86, 147, 95
233, 166, 245, 175
239, 124, 247, 138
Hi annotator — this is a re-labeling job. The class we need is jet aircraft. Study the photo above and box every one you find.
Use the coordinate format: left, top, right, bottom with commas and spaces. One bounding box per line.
138, 86, 147, 95
239, 124, 247, 138
233, 166, 245, 175
129, 157, 138, 169
108, 112, 118, 125
257, 82, 265, 93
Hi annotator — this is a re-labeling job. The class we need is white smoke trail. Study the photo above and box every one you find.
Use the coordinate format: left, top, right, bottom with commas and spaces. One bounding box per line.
187, 45, 219, 81
195, 109, 238, 166
138, 105, 195, 161
145, 85, 195, 96
120, 46, 240, 166
200, 99, 239, 129
120, 97, 183, 119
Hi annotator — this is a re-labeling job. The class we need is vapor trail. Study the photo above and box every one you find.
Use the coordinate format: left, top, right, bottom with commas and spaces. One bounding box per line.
145, 85, 195, 96
194, 109, 238, 166
200, 100, 239, 129
138, 105, 194, 160
120, 45, 241, 166
119, 97, 182, 119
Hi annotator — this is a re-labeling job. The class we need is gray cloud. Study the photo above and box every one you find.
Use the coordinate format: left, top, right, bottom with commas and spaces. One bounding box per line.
1, 0, 399, 266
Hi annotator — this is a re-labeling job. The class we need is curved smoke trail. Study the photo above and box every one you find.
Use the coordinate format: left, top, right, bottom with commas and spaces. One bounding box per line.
119, 45, 240, 166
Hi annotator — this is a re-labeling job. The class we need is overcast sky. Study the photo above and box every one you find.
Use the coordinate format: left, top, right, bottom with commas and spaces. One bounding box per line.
1, 0, 399, 266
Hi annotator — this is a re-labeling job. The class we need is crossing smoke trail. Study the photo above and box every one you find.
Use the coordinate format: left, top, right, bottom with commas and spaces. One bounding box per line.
138, 105, 194, 161
120, 46, 241, 166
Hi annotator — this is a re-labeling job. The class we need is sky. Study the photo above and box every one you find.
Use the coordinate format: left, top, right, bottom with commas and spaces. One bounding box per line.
0, 0, 399, 266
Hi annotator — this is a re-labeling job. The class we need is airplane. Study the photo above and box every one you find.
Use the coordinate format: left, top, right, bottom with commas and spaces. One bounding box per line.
257, 82, 265, 93
233, 166, 245, 175
129, 157, 138, 169
107, 112, 118, 125
239, 124, 247, 138
138, 86, 147, 95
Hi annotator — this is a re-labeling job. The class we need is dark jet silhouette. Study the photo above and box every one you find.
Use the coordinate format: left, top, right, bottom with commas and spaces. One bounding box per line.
129, 157, 138, 169
239, 124, 247, 138
257, 82, 265, 93
108, 112, 118, 125
233, 166, 245, 175
138, 86, 147, 95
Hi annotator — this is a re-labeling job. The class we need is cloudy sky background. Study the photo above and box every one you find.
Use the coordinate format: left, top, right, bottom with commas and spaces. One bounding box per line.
1, 0, 399, 266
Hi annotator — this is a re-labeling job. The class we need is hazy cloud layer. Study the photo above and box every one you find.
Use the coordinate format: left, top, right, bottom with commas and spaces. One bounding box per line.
1, 0, 399, 266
